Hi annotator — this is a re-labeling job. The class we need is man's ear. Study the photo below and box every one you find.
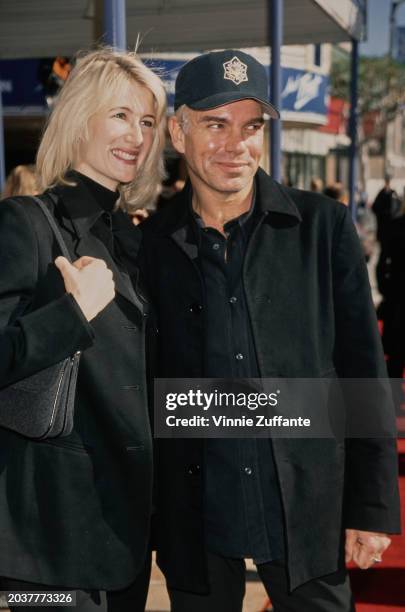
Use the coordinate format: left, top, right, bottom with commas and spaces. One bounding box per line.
168, 115, 186, 155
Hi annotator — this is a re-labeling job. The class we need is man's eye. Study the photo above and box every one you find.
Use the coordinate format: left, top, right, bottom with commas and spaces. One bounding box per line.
208, 123, 224, 130
247, 123, 263, 132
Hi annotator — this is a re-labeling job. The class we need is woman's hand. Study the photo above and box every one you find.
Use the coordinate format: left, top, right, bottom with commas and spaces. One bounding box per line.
55, 256, 115, 321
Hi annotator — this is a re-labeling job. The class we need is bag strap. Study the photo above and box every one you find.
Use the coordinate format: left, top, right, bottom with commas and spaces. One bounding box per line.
31, 195, 73, 264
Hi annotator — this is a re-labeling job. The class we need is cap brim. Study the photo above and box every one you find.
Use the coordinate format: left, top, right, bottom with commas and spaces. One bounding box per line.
188, 91, 280, 119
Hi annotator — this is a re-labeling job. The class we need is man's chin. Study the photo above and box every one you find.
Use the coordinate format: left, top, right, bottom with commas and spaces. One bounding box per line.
212, 178, 251, 194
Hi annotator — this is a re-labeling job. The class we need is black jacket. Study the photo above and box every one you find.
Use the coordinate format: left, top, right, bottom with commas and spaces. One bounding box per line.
372, 187, 401, 246
0, 179, 151, 590
139, 168, 400, 592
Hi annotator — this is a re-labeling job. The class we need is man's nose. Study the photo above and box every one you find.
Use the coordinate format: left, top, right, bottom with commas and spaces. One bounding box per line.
224, 130, 246, 154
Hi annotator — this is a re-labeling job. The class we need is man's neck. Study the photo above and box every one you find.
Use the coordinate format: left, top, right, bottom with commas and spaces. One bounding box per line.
191, 182, 254, 235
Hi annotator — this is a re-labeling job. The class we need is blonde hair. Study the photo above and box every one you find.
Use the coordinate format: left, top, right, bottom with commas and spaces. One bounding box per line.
2, 164, 39, 198
36, 47, 167, 213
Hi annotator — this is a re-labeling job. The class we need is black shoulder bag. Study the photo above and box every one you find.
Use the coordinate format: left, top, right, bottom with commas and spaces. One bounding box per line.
0, 196, 80, 439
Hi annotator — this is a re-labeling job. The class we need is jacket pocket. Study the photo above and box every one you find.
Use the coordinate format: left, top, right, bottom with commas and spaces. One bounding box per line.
125, 444, 145, 452
35, 438, 92, 455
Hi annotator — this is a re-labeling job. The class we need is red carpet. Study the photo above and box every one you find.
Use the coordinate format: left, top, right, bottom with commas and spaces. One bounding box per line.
349, 435, 405, 611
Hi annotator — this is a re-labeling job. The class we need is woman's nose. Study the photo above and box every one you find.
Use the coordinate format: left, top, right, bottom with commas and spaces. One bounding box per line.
125, 123, 143, 147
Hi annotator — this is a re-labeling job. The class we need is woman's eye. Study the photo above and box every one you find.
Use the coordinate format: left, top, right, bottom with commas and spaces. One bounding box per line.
114, 112, 126, 120
141, 119, 155, 128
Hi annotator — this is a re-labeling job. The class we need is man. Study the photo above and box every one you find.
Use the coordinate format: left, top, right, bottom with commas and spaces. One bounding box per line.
372, 174, 401, 296
372, 174, 401, 248
139, 50, 400, 611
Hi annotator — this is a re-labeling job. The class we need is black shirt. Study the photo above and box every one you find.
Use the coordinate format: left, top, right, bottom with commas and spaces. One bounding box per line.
75, 171, 119, 214
72, 171, 119, 256
189, 194, 285, 563
70, 171, 140, 278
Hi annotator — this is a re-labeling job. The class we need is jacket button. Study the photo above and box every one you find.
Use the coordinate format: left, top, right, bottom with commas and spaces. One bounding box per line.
187, 464, 201, 475
190, 303, 203, 314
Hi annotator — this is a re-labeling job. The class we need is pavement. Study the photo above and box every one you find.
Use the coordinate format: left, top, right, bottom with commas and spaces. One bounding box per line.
146, 556, 271, 611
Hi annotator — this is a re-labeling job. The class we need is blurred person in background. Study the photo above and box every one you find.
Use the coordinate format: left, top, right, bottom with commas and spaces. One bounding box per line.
156, 157, 188, 211
372, 175, 401, 296
310, 177, 323, 192
323, 182, 349, 206
372, 174, 401, 249
2, 164, 40, 198
377, 193, 405, 413
0, 47, 166, 612
355, 195, 377, 263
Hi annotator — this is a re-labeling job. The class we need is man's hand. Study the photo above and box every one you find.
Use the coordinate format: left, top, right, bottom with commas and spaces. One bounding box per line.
55, 256, 115, 322
345, 529, 391, 569
130, 208, 150, 226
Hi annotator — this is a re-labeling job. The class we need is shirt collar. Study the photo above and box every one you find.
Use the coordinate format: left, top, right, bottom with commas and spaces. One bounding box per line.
255, 167, 302, 221
50, 171, 119, 238
188, 184, 257, 233
74, 171, 119, 214
161, 168, 302, 242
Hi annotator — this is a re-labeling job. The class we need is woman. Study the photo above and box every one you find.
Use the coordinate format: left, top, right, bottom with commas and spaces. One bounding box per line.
0, 48, 166, 611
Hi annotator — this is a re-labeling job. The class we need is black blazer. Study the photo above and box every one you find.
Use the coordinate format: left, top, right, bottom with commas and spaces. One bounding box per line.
139, 168, 401, 592
0, 179, 152, 590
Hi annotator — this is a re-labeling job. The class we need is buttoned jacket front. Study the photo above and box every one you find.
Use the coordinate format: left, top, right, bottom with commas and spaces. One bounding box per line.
0, 179, 152, 590
139, 168, 400, 592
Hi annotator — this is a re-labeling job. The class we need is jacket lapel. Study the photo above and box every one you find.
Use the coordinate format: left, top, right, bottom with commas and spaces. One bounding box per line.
74, 233, 145, 312
51, 179, 144, 313
171, 226, 199, 261
163, 183, 200, 261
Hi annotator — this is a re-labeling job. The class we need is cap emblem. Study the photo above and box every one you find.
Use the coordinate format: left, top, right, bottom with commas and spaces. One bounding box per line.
223, 56, 248, 86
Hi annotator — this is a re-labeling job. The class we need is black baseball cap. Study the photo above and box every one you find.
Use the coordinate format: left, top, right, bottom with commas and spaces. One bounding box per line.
174, 49, 280, 119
